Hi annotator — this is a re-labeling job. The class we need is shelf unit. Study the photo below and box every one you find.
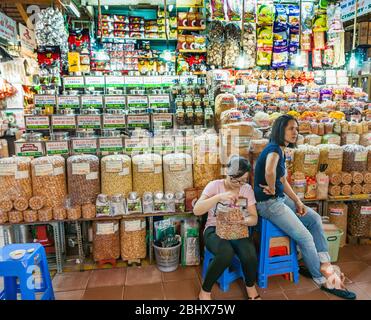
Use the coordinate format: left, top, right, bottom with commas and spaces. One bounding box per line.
178, 26, 206, 31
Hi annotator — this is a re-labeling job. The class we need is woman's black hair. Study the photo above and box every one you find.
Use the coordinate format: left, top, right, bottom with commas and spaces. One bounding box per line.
226, 155, 251, 178
269, 114, 298, 148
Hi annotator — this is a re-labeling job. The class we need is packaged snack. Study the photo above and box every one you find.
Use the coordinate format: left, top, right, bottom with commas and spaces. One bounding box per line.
288, 5, 300, 32
313, 9, 327, 32
211, 0, 226, 20
301, 2, 315, 34
226, 0, 242, 21
257, 2, 275, 26
272, 45, 289, 68
244, 0, 256, 22
312, 50, 322, 68
274, 4, 288, 32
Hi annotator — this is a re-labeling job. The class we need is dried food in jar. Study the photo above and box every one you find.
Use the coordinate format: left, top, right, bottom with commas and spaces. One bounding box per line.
132, 153, 163, 197
38, 207, 52, 222
329, 173, 342, 186
13, 197, 28, 211
53, 206, 67, 220
120, 218, 146, 261
163, 153, 193, 194
93, 220, 120, 261
318, 144, 343, 175
31, 156, 67, 208
293, 145, 320, 177
342, 144, 368, 172
341, 172, 352, 185
348, 202, 370, 237
328, 203, 347, 247
0, 157, 32, 200
67, 205, 82, 220
351, 171, 364, 184
101, 154, 132, 197
328, 185, 341, 196
351, 184, 363, 195
67, 155, 100, 206
8, 210, 23, 223
0, 210, 8, 224
82, 203, 96, 219
341, 184, 351, 196
0, 197, 13, 212
23, 210, 38, 223
29, 196, 45, 211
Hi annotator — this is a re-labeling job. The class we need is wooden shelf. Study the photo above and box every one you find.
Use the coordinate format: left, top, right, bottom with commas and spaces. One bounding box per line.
178, 26, 206, 31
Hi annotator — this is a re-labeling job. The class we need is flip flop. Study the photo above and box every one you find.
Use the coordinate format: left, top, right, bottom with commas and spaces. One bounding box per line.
247, 295, 262, 300
320, 286, 356, 300
299, 265, 312, 279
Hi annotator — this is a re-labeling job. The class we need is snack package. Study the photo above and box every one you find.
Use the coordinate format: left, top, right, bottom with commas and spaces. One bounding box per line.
272, 45, 289, 69
257, 2, 275, 26
301, 2, 315, 34
181, 218, 200, 266
274, 4, 288, 32
211, 0, 226, 20
226, 0, 242, 21
313, 31, 325, 49
257, 26, 273, 45
288, 5, 300, 33
244, 0, 256, 22
312, 50, 322, 68
313, 9, 328, 32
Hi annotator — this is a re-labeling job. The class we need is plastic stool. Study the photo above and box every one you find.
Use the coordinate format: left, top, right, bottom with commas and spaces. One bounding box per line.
269, 246, 290, 281
257, 217, 299, 289
202, 247, 244, 292
0, 243, 55, 300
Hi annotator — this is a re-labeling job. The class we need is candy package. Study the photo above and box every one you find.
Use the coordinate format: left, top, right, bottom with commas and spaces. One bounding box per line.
244, 0, 256, 22
313, 9, 327, 32
227, 0, 242, 21
274, 4, 288, 32
257, 26, 273, 45
288, 5, 300, 33
257, 2, 275, 26
274, 31, 288, 47
272, 45, 289, 69
257, 45, 273, 66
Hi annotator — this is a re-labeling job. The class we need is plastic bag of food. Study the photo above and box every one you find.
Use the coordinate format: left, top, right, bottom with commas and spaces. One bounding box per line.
93, 220, 120, 261
163, 153, 193, 194
304, 134, 322, 146
272, 45, 289, 69
226, 0, 242, 21
181, 218, 200, 266
293, 145, 320, 177
257, 2, 274, 25
342, 144, 368, 172
318, 144, 343, 175
322, 133, 340, 145
360, 133, 371, 147
291, 172, 306, 199
244, 0, 256, 22
347, 202, 370, 237
274, 4, 288, 32
215, 203, 248, 240
215, 93, 238, 130
316, 172, 329, 200
301, 2, 314, 34
121, 218, 146, 261
211, 0, 226, 20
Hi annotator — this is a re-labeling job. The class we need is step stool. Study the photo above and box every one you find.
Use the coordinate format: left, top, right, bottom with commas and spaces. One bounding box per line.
0, 243, 55, 300
202, 247, 244, 292
258, 217, 299, 289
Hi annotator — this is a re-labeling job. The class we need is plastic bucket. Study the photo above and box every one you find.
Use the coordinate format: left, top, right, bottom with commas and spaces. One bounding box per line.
325, 229, 344, 263
153, 238, 181, 273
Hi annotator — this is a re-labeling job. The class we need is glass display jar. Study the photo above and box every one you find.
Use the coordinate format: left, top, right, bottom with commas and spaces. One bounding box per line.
185, 106, 194, 126
194, 106, 204, 126
175, 106, 186, 126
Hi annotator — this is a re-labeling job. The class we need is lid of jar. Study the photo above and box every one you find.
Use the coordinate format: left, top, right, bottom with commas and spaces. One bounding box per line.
22, 132, 43, 141
111, 194, 123, 202
175, 191, 185, 200
97, 194, 108, 202
76, 130, 95, 138
51, 132, 69, 141
154, 192, 164, 200
128, 192, 139, 200
164, 192, 174, 200
143, 192, 153, 201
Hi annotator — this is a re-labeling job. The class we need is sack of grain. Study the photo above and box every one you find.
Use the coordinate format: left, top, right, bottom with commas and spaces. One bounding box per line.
93, 220, 120, 261
120, 218, 146, 261
163, 153, 193, 194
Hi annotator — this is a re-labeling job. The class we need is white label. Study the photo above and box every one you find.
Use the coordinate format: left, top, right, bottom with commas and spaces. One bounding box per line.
96, 222, 115, 235
360, 206, 371, 215
52, 116, 76, 128
77, 115, 101, 128
34, 95, 56, 106
330, 208, 344, 216
0, 163, 17, 176
328, 149, 343, 159
346, 134, 359, 145
81, 95, 103, 107
175, 136, 194, 152
354, 152, 367, 162
99, 138, 123, 152
138, 161, 155, 173
161, 76, 178, 85
152, 113, 173, 126
53, 166, 64, 176
72, 139, 98, 152
283, 85, 293, 93
328, 136, 340, 145
105, 76, 124, 86
304, 154, 319, 164
103, 114, 126, 128
125, 137, 150, 152
57, 96, 80, 107
72, 163, 90, 175
45, 141, 69, 155
15, 142, 44, 156
105, 160, 123, 173
25, 116, 50, 129
15, 170, 29, 179
85, 76, 105, 86
169, 159, 186, 171
148, 95, 170, 108
125, 76, 143, 85
155, 166, 162, 174
119, 167, 130, 176
86, 172, 98, 180
143, 76, 162, 85
34, 164, 53, 176
124, 220, 142, 232
63, 76, 84, 86
127, 115, 150, 128
104, 95, 126, 108
127, 95, 148, 107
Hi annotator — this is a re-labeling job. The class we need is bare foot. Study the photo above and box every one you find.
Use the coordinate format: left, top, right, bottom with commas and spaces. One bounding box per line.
246, 285, 262, 300
199, 289, 212, 300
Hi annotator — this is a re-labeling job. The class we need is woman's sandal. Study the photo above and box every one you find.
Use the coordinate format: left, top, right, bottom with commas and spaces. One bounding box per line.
247, 295, 262, 300
320, 265, 356, 300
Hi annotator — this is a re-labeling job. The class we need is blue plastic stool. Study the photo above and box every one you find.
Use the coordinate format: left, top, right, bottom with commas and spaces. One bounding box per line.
257, 217, 299, 289
0, 243, 55, 300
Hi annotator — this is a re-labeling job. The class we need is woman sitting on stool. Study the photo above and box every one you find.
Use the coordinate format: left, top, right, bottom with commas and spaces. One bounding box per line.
254, 114, 356, 300
193, 156, 261, 300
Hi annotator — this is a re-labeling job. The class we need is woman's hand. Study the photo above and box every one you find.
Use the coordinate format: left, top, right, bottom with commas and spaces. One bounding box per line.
259, 184, 276, 196
218, 191, 239, 203
295, 200, 307, 216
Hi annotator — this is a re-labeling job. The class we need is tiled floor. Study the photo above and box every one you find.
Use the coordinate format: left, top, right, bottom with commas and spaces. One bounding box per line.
3, 245, 369, 300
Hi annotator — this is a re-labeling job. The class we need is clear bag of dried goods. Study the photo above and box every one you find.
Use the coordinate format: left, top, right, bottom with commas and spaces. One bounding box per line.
215, 93, 238, 130
101, 154, 132, 196
328, 202, 348, 247
316, 172, 329, 200
132, 153, 163, 197
360, 133, 371, 147
341, 133, 360, 146
120, 218, 147, 261
304, 134, 322, 146
0, 157, 32, 200
318, 144, 343, 175
367, 146, 371, 172
321, 133, 340, 145
193, 132, 221, 189
291, 172, 306, 200
342, 144, 368, 172
67, 155, 100, 206
93, 220, 120, 261
347, 201, 371, 237
181, 218, 200, 266
215, 203, 248, 240
293, 145, 320, 177
163, 153, 193, 194
31, 156, 67, 208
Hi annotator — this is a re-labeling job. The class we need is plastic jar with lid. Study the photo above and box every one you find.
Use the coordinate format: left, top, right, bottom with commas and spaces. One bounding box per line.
110, 194, 126, 216
205, 107, 215, 128
194, 106, 204, 126
185, 106, 194, 126
175, 107, 185, 126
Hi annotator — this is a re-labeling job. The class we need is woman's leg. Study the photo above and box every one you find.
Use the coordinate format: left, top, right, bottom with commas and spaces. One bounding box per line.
257, 199, 326, 285
202, 227, 235, 293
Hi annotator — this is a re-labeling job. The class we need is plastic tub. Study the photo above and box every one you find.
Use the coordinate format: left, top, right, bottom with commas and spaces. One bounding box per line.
325, 229, 344, 262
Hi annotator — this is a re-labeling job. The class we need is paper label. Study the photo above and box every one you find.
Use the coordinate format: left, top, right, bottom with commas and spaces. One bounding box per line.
99, 138, 123, 153
81, 95, 103, 109
161, 76, 178, 86
104, 95, 126, 109
328, 149, 343, 159
124, 220, 141, 232
57, 96, 80, 109
96, 222, 115, 235
15, 170, 29, 179
34, 95, 56, 107
148, 95, 170, 108
330, 208, 344, 216
0, 163, 17, 176
360, 206, 371, 215
84, 76, 105, 87
45, 141, 69, 155
105, 76, 125, 87
105, 160, 123, 173
355, 152, 367, 162
86, 172, 98, 180
15, 142, 44, 157
63, 76, 84, 88
52, 116, 76, 129
155, 166, 162, 174
53, 166, 64, 176
153, 136, 175, 153
169, 159, 186, 171
72, 138, 97, 154
138, 161, 155, 173
124, 137, 150, 153
77, 115, 101, 129
346, 134, 359, 145
127, 114, 150, 129
124, 76, 143, 86
25, 116, 50, 130
304, 154, 319, 164
103, 114, 126, 128
127, 96, 148, 109
119, 167, 130, 176
34, 163, 53, 176
143, 76, 162, 86
152, 113, 173, 128
328, 136, 340, 145
175, 136, 194, 153
72, 162, 90, 175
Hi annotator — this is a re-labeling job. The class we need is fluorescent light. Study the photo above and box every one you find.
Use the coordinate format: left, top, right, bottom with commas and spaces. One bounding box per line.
61, 0, 81, 18
104, 5, 109, 10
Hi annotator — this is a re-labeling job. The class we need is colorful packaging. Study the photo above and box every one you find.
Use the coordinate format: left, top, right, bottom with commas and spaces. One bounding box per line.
244, 0, 256, 22
257, 2, 275, 26
288, 5, 300, 33
274, 4, 288, 32
313, 9, 328, 32
227, 0, 242, 21
301, 2, 315, 34
211, 0, 226, 20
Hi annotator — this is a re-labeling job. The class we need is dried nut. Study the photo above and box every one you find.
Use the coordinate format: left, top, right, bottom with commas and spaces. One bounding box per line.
348, 201, 370, 237
38, 207, 52, 222
216, 206, 247, 240
13, 197, 29, 211
53, 206, 67, 220
93, 221, 120, 261
318, 144, 343, 175
31, 156, 67, 208
0, 197, 13, 212
29, 196, 45, 210
120, 218, 146, 260
67, 206, 81, 220
342, 144, 367, 172
293, 145, 320, 177
0, 210, 9, 224
8, 210, 23, 223
23, 210, 38, 223
82, 203, 96, 219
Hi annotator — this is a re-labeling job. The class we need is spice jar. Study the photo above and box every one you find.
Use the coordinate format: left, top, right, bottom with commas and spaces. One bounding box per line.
110, 194, 126, 216
205, 107, 215, 128
194, 106, 204, 126
127, 192, 142, 214
175, 107, 185, 126
142, 192, 154, 213
185, 106, 194, 126
154, 192, 166, 213
96, 194, 111, 217
202, 97, 210, 107
184, 96, 193, 108
175, 192, 185, 212
175, 97, 184, 108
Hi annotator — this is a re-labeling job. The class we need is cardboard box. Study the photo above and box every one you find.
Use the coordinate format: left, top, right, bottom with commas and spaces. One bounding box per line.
358, 22, 369, 46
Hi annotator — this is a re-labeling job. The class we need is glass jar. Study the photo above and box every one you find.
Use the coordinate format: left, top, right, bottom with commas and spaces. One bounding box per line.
175, 191, 185, 212
50, 132, 69, 141
185, 106, 194, 126
126, 191, 142, 214
142, 192, 154, 213
175, 107, 185, 126
194, 106, 204, 126
165, 192, 175, 213
184, 96, 193, 108
194, 96, 202, 108
204, 107, 215, 128
154, 192, 166, 213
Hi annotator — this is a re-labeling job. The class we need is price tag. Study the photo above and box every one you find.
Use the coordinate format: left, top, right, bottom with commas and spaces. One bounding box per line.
105, 160, 123, 173
15, 142, 44, 157
124, 76, 143, 86
360, 206, 371, 215
57, 96, 80, 109
72, 162, 90, 175
86, 172, 98, 180
97, 222, 115, 235
124, 220, 141, 232
153, 136, 175, 153
77, 115, 101, 129
15, 171, 29, 179
53, 167, 64, 176
328, 136, 340, 145
148, 95, 170, 109
104, 95, 126, 109
25, 116, 50, 130
328, 149, 343, 159
304, 154, 319, 164
330, 208, 344, 216
72, 138, 98, 154
102, 114, 126, 129
143, 76, 162, 86
105, 76, 124, 87
138, 161, 155, 173
127, 114, 150, 129
34, 95, 56, 108
169, 159, 186, 172
345, 134, 360, 145
63, 76, 84, 88
0, 163, 17, 176
161, 76, 178, 86
99, 138, 123, 154
355, 152, 367, 162
175, 136, 194, 153
52, 116, 76, 129
81, 95, 103, 109
152, 113, 173, 129
124, 137, 151, 153
34, 164, 53, 176
45, 141, 69, 156
127, 96, 148, 109
84, 76, 105, 87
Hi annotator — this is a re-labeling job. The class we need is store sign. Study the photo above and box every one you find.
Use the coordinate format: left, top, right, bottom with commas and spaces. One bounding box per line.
105, 76, 125, 87
85, 76, 105, 87
148, 95, 170, 109
102, 114, 126, 129
127, 114, 150, 129
124, 76, 143, 86
127, 95, 148, 110
63, 76, 84, 88
0, 12, 17, 43
341, 0, 371, 22
77, 115, 101, 129
124, 137, 151, 153
161, 76, 179, 86
104, 95, 126, 109
19, 24, 36, 56
57, 96, 80, 109
152, 113, 173, 129
99, 137, 124, 153
72, 138, 98, 154
51, 115, 76, 129
15, 142, 44, 157
143, 76, 162, 87
45, 141, 70, 156
25, 116, 50, 130
34, 95, 57, 108
81, 95, 103, 109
